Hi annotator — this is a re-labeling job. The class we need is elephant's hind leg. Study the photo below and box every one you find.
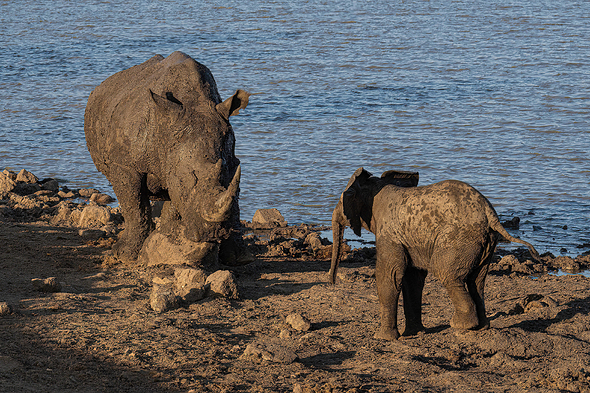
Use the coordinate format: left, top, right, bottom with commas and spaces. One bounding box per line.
401, 266, 427, 336
466, 250, 494, 330
374, 240, 407, 340
442, 276, 479, 331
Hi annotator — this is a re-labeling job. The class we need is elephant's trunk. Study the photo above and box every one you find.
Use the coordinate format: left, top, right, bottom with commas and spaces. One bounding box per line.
202, 165, 241, 223
328, 202, 345, 285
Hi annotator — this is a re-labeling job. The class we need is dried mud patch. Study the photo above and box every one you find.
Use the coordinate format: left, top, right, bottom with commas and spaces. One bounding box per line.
1, 220, 590, 392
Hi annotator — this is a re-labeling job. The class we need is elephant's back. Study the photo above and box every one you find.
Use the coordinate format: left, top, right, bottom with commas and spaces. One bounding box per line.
383, 179, 496, 230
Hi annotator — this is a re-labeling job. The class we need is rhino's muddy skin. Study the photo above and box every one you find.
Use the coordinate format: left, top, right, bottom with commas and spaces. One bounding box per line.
84, 52, 249, 264
330, 167, 539, 340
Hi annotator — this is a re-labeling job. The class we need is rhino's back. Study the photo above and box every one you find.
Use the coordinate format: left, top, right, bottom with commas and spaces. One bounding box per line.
84, 52, 221, 168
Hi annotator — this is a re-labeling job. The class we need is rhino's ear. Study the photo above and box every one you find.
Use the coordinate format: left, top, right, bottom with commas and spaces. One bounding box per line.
216, 89, 250, 120
149, 90, 183, 113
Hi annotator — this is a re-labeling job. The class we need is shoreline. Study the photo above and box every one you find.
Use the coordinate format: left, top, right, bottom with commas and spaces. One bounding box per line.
2, 169, 590, 391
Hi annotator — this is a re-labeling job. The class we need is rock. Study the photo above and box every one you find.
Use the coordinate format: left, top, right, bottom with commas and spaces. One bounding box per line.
50, 201, 75, 225
252, 208, 287, 229
286, 313, 311, 332
502, 217, 520, 229
41, 179, 59, 193
523, 294, 558, 312
2, 170, 16, 180
78, 204, 112, 228
0, 172, 16, 195
149, 285, 180, 313
16, 169, 38, 183
304, 232, 323, 251
138, 230, 219, 269
175, 267, 208, 303
242, 341, 298, 364
497, 254, 534, 275
58, 190, 76, 199
0, 302, 11, 315
550, 256, 581, 273
78, 188, 101, 198
206, 270, 239, 299
32, 277, 62, 292
90, 192, 115, 205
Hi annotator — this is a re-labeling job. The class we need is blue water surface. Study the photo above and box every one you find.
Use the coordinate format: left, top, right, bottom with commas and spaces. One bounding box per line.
1, 0, 589, 256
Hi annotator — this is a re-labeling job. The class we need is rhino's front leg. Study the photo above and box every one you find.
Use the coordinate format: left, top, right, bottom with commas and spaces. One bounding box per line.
110, 169, 153, 261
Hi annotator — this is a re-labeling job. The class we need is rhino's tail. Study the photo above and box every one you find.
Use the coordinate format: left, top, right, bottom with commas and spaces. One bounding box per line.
487, 207, 540, 262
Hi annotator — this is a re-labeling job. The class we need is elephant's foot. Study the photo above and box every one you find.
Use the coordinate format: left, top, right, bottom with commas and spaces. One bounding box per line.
476, 319, 490, 331
450, 313, 479, 331
401, 324, 425, 337
374, 326, 400, 341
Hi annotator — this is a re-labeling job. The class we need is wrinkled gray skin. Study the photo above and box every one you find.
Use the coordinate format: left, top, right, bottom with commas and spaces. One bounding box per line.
329, 167, 539, 340
85, 52, 249, 263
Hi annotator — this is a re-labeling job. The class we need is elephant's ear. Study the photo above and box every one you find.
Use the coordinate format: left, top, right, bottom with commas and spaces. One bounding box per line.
345, 167, 372, 189
342, 187, 363, 237
381, 170, 419, 187
216, 89, 250, 120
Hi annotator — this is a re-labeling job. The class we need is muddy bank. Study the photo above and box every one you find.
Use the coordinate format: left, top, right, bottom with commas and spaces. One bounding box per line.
1, 169, 590, 392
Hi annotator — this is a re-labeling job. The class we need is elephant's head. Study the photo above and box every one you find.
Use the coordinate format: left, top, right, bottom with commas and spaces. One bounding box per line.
328, 167, 419, 284
150, 88, 249, 243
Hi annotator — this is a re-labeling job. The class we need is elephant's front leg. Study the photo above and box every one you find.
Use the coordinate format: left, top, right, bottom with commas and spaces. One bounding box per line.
110, 170, 152, 261
374, 239, 407, 341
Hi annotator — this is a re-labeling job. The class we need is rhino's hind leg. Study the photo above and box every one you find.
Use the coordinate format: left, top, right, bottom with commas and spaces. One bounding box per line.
110, 170, 153, 262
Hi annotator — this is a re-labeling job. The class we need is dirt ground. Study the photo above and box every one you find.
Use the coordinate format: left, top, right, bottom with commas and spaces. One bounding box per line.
1, 212, 590, 392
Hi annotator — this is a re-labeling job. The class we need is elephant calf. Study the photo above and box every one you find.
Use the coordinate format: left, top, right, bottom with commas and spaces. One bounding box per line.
329, 167, 539, 340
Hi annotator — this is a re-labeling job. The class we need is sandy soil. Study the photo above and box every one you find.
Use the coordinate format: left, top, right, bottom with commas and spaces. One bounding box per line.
1, 202, 590, 392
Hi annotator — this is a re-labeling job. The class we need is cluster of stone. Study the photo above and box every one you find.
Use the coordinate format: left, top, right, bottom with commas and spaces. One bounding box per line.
242, 209, 333, 259
0, 168, 120, 238
150, 267, 239, 313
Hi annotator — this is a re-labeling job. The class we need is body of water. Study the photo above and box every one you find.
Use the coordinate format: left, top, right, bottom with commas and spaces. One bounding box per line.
1, 1, 589, 256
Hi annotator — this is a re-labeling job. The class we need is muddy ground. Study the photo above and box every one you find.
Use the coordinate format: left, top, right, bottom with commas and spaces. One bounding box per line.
1, 176, 590, 392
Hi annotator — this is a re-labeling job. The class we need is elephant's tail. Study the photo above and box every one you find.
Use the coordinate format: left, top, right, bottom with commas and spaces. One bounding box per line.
488, 212, 540, 262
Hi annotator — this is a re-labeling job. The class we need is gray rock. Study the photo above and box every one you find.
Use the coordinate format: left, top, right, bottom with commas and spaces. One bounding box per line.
252, 208, 287, 229
16, 169, 38, 183
286, 313, 311, 332
206, 270, 239, 299
32, 277, 62, 293
149, 285, 180, 313
242, 341, 298, 364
